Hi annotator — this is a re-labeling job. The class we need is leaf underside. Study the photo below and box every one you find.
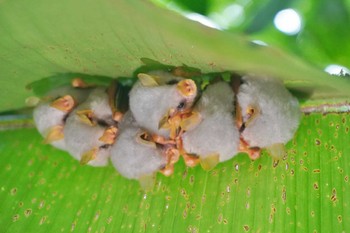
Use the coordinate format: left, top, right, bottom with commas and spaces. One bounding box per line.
1, 0, 350, 112
1, 0, 350, 232
1, 112, 349, 232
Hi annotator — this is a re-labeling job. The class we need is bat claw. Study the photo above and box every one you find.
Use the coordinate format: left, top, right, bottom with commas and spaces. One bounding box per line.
99, 126, 118, 144
160, 165, 174, 177
182, 153, 200, 167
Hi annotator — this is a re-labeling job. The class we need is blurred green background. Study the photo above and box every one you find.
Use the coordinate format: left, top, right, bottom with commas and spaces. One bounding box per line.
152, 0, 350, 74
1, 0, 350, 232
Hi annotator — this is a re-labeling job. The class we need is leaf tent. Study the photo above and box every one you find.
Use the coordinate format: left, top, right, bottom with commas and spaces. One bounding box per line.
1, 0, 350, 232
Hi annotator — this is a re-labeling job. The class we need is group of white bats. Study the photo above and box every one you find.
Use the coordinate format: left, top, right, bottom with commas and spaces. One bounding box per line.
33, 68, 301, 188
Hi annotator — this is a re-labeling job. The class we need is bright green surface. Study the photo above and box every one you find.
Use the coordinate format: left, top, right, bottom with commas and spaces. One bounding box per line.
1, 113, 349, 232
1, 0, 350, 232
1, 0, 349, 112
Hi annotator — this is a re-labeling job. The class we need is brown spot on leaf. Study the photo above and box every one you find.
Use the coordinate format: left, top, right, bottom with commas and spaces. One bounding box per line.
338, 215, 342, 223
282, 186, 286, 203
243, 225, 250, 232
24, 209, 32, 217
286, 207, 291, 215
315, 139, 321, 145
10, 188, 17, 195
311, 211, 315, 217
12, 214, 19, 222
217, 213, 223, 224
183, 209, 188, 219
189, 175, 194, 185
40, 216, 47, 225
330, 188, 337, 203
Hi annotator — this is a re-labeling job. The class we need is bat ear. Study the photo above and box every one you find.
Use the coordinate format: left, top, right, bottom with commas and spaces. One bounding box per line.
80, 148, 98, 165
135, 131, 157, 149
43, 125, 64, 144
76, 109, 96, 126
266, 143, 286, 160
243, 104, 261, 127
200, 153, 219, 171
180, 111, 202, 131
158, 111, 171, 130
137, 73, 160, 87
138, 173, 156, 191
177, 79, 197, 97
50, 95, 75, 112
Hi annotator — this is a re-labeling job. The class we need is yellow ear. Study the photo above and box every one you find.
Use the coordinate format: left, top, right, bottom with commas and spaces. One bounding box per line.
80, 148, 98, 165
244, 104, 261, 127
76, 109, 96, 126
135, 131, 157, 149
138, 173, 156, 191
200, 154, 219, 171
137, 73, 160, 87
43, 125, 64, 144
71, 78, 92, 88
50, 95, 75, 112
177, 79, 197, 97
180, 111, 202, 131
158, 112, 170, 130
99, 126, 118, 144
266, 143, 286, 160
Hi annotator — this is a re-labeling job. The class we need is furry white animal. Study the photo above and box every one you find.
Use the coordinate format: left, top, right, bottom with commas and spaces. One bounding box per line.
181, 82, 240, 170
33, 86, 91, 150
237, 75, 301, 158
64, 87, 118, 166
129, 71, 197, 139
110, 111, 169, 188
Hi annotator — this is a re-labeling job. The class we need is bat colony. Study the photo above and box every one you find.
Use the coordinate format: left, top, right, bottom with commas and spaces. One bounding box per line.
33, 69, 300, 188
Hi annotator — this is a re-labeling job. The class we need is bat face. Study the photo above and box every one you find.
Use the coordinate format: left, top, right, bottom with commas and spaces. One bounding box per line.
33, 86, 91, 151
237, 75, 301, 150
63, 86, 121, 167
129, 71, 198, 138
110, 112, 167, 183
181, 81, 240, 168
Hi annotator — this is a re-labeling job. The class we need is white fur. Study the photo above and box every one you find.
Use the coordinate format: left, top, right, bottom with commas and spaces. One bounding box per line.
129, 71, 195, 138
237, 75, 300, 148
33, 86, 90, 150
84, 87, 115, 124
182, 82, 240, 162
110, 112, 166, 179
63, 87, 115, 166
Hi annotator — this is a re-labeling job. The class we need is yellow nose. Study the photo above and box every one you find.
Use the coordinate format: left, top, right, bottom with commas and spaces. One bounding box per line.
177, 79, 197, 97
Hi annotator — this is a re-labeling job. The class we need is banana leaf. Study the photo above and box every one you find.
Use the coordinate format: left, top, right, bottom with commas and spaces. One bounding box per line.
0, 0, 350, 232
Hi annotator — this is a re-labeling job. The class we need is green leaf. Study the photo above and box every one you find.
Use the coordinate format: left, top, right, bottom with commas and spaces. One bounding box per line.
1, 0, 350, 112
1, 113, 350, 232
1, 0, 350, 232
